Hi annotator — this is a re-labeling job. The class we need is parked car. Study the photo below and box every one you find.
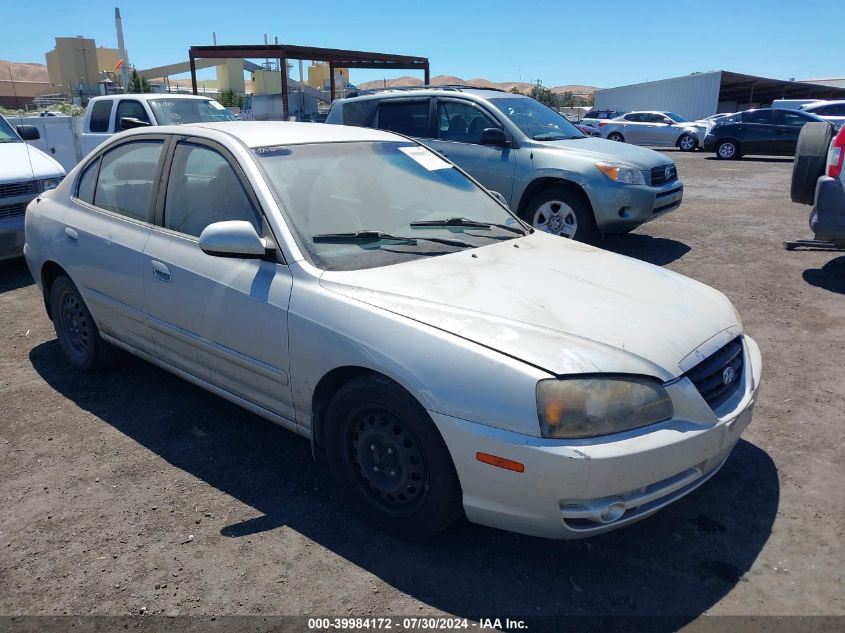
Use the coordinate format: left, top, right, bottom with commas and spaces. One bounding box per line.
574, 122, 601, 137
800, 100, 845, 130
580, 109, 627, 127
703, 108, 830, 159
598, 111, 705, 151
772, 99, 822, 111
0, 114, 65, 260
80, 94, 235, 157
24, 121, 761, 539
791, 122, 845, 244
327, 87, 683, 242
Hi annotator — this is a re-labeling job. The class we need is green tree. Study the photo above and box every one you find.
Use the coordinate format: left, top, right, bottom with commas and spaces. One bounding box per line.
128, 69, 150, 93
509, 86, 523, 95
530, 84, 557, 108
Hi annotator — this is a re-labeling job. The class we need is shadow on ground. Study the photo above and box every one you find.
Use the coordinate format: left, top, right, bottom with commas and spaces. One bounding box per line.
601, 233, 691, 266
0, 257, 34, 293
30, 341, 778, 629
803, 256, 845, 294
704, 156, 793, 163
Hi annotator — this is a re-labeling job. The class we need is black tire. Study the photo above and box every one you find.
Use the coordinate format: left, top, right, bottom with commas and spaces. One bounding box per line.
677, 133, 698, 152
791, 122, 834, 205
521, 185, 598, 243
50, 275, 118, 371
716, 139, 740, 160
323, 374, 462, 539
607, 132, 624, 142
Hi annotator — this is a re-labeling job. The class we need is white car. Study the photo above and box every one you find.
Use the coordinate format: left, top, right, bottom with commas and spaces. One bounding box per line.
800, 100, 845, 129
24, 121, 761, 539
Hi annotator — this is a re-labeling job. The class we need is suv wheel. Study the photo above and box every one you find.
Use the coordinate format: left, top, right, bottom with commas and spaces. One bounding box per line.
678, 133, 697, 152
607, 132, 624, 142
716, 140, 740, 160
523, 186, 598, 242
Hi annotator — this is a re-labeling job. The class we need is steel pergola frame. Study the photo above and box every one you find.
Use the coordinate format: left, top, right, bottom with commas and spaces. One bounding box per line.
189, 44, 430, 119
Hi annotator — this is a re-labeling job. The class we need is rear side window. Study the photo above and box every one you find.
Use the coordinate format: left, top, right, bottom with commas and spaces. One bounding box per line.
341, 100, 378, 126
743, 110, 772, 124
76, 158, 99, 203
776, 110, 813, 127
93, 141, 163, 222
375, 101, 429, 137
89, 101, 112, 133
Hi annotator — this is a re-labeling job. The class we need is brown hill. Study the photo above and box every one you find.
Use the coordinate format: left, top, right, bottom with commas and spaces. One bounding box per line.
1, 60, 49, 83
356, 75, 597, 94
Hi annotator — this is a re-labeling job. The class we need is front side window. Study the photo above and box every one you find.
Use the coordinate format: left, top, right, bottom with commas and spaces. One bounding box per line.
437, 101, 498, 143
489, 97, 583, 141
375, 101, 429, 137
0, 116, 21, 143
255, 141, 524, 271
663, 112, 689, 123
164, 143, 261, 238
89, 101, 113, 133
116, 100, 151, 130
93, 141, 163, 221
147, 99, 236, 125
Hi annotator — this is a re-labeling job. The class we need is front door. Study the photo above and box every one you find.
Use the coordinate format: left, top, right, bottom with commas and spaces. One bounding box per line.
142, 138, 295, 421
740, 109, 776, 154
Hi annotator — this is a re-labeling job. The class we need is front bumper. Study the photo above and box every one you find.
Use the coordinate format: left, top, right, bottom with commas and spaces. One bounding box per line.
0, 215, 26, 261
703, 135, 718, 152
430, 335, 761, 539
589, 177, 684, 233
809, 176, 845, 240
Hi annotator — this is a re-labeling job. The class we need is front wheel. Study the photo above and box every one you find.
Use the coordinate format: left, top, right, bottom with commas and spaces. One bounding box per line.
323, 374, 462, 539
678, 133, 698, 152
716, 139, 740, 160
523, 186, 598, 243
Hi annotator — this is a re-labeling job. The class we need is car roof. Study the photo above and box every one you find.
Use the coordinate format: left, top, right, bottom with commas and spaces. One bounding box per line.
129, 121, 404, 147
343, 86, 522, 101
89, 93, 215, 102
803, 100, 845, 109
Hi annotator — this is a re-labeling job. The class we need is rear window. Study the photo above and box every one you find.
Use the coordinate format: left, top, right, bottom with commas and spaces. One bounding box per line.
89, 100, 112, 133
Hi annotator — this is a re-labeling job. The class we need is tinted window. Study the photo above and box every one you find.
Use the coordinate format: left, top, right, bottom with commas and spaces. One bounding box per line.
624, 113, 644, 122
342, 99, 378, 126
437, 101, 498, 143
115, 100, 151, 130
376, 101, 429, 136
164, 143, 261, 238
76, 158, 99, 203
93, 141, 163, 221
743, 110, 773, 124
776, 110, 814, 127
89, 100, 112, 133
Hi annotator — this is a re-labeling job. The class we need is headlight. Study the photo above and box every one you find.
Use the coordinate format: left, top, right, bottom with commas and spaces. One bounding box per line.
595, 162, 645, 185
537, 376, 673, 439
39, 177, 63, 193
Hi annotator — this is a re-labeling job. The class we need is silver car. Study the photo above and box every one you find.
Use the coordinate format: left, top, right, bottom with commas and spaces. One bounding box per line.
600, 111, 705, 151
24, 122, 761, 540
328, 88, 684, 242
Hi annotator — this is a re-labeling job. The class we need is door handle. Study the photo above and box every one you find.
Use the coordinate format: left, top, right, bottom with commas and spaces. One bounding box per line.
64, 227, 78, 244
150, 260, 171, 283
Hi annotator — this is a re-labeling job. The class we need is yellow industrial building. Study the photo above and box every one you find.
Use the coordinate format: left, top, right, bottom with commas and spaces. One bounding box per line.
45, 36, 122, 97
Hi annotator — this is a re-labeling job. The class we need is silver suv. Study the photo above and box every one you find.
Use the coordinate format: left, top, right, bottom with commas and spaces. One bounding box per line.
327, 87, 684, 242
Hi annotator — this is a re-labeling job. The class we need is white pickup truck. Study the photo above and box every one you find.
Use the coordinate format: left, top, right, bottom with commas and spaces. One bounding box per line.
80, 93, 236, 156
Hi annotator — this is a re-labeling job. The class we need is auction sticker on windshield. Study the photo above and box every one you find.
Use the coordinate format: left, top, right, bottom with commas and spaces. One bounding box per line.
399, 146, 451, 171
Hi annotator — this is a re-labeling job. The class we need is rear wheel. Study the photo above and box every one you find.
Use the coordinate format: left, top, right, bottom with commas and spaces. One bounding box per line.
716, 140, 740, 160
323, 374, 462, 539
50, 275, 117, 371
607, 132, 624, 142
523, 186, 598, 243
791, 122, 834, 205
678, 133, 698, 152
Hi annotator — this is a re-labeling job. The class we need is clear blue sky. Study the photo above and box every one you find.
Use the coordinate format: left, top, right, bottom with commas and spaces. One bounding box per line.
1, 0, 837, 88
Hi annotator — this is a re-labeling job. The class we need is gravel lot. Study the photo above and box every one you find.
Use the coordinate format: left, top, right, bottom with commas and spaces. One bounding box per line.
1, 151, 843, 627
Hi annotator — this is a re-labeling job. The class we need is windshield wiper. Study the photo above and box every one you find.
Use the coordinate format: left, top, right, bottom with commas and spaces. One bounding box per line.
531, 133, 568, 141
410, 217, 527, 235
312, 230, 473, 248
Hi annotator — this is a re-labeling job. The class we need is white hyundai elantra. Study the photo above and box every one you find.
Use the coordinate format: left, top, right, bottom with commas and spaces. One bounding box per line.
24, 121, 761, 539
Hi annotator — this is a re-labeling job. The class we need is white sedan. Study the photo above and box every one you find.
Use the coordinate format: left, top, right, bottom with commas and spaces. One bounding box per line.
23, 121, 761, 539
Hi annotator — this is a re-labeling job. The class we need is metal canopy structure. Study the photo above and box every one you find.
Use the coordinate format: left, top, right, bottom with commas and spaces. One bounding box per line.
188, 44, 430, 119
717, 71, 845, 107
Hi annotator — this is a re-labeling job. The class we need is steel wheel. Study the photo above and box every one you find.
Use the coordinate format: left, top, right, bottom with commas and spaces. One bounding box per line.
717, 140, 738, 159
56, 286, 93, 365
679, 134, 697, 151
350, 407, 428, 516
532, 199, 578, 238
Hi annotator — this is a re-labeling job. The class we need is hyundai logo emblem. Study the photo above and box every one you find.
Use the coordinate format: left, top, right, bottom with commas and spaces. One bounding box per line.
722, 366, 736, 386
665, 166, 674, 180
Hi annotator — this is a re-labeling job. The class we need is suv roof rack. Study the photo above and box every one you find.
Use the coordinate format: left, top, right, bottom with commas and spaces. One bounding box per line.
345, 84, 509, 98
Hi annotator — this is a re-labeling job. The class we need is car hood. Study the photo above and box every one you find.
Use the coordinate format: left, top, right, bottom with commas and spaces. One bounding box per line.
0, 141, 65, 181
533, 136, 673, 168
320, 232, 741, 380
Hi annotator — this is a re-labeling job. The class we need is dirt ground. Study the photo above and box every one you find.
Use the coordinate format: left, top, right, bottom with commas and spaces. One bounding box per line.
1, 151, 843, 628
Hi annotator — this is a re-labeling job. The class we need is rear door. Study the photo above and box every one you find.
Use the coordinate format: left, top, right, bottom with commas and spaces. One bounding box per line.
425, 98, 517, 201
773, 109, 819, 155
740, 110, 775, 154
618, 113, 648, 143
142, 137, 295, 421
372, 99, 432, 138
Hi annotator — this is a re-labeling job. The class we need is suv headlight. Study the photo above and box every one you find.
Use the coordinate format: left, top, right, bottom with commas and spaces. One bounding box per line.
537, 376, 673, 439
39, 177, 63, 193
595, 162, 646, 185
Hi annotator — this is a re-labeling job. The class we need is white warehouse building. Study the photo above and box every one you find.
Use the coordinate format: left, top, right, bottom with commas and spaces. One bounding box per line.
594, 70, 845, 120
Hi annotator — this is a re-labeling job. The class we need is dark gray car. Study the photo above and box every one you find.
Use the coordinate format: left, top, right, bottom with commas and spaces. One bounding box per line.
327, 87, 684, 242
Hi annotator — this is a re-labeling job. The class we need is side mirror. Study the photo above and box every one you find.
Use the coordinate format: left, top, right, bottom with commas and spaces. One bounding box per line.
480, 127, 508, 147
199, 221, 270, 258
16, 125, 40, 141
119, 117, 151, 131
489, 190, 509, 207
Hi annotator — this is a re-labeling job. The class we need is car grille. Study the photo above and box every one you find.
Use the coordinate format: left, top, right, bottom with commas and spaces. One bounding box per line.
685, 337, 744, 410
0, 202, 28, 219
0, 181, 38, 199
651, 164, 678, 186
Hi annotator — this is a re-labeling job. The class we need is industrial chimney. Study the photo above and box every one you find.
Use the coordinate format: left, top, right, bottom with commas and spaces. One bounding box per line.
115, 7, 130, 90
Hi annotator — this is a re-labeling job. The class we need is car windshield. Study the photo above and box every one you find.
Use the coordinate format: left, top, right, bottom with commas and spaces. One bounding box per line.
489, 97, 584, 141
147, 99, 236, 125
254, 141, 525, 271
0, 116, 21, 143
663, 112, 689, 123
